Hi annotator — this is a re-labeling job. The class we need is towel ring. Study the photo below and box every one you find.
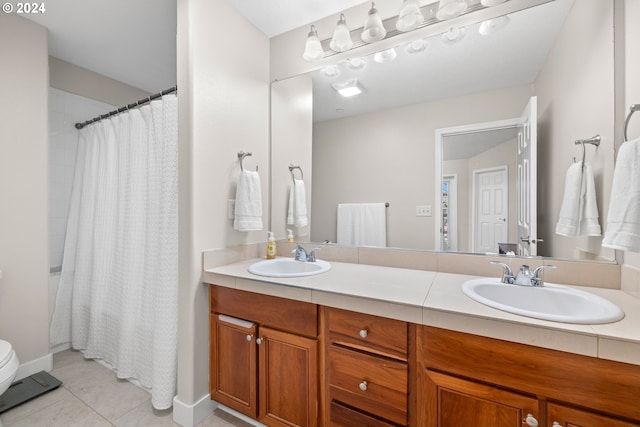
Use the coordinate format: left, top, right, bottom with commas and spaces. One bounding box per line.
289, 165, 303, 180
238, 151, 258, 171
624, 104, 640, 142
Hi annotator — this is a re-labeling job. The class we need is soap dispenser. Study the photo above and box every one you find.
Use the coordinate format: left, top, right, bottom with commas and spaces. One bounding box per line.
266, 232, 277, 259
287, 229, 294, 243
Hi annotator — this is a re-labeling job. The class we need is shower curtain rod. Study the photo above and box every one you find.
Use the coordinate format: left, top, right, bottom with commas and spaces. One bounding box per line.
74, 85, 177, 130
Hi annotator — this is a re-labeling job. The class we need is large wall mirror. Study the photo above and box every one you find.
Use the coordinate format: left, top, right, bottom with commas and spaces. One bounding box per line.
272, 0, 618, 262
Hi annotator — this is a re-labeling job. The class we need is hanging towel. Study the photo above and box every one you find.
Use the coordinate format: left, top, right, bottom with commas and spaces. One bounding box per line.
555, 161, 601, 237
287, 178, 308, 227
234, 170, 263, 231
337, 203, 387, 247
603, 138, 640, 251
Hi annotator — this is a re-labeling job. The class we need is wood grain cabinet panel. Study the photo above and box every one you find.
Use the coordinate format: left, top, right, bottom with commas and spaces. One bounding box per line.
547, 403, 640, 427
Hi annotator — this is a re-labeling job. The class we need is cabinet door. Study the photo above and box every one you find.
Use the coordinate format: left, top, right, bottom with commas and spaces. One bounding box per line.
424, 370, 539, 427
258, 326, 318, 427
210, 314, 257, 418
547, 403, 640, 427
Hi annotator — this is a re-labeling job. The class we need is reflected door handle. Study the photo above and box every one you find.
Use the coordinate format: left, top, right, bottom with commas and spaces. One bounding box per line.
521, 237, 543, 244
498, 218, 506, 222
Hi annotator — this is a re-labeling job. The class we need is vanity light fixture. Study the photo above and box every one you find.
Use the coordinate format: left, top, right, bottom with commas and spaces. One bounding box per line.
346, 57, 367, 70
331, 79, 366, 98
361, 2, 387, 43
302, 25, 324, 61
436, 0, 468, 20
441, 26, 466, 44
396, 0, 425, 32
322, 64, 340, 77
330, 13, 354, 52
406, 38, 430, 54
374, 47, 397, 63
478, 15, 510, 35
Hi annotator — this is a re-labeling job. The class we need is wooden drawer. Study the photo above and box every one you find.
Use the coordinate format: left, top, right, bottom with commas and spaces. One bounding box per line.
327, 307, 407, 360
209, 286, 317, 337
329, 345, 407, 426
330, 401, 400, 427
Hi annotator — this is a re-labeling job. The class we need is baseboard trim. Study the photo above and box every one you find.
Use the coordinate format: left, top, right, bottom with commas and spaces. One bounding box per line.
172, 394, 218, 427
15, 353, 53, 381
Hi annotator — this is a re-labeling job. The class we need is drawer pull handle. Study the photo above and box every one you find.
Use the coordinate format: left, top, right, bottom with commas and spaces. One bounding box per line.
246, 334, 253, 342
256, 337, 263, 345
359, 329, 368, 338
523, 414, 538, 427
359, 381, 368, 392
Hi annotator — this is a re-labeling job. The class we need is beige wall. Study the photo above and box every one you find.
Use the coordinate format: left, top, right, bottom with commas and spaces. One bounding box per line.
0, 14, 50, 368
312, 85, 532, 249
176, 0, 270, 412
534, 0, 615, 261
50, 57, 151, 106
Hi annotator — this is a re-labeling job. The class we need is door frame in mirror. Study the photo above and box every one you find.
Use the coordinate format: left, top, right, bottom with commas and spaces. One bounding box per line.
435, 117, 522, 252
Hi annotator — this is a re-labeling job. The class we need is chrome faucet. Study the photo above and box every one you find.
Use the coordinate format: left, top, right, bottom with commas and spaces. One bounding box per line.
292, 245, 321, 262
491, 261, 556, 287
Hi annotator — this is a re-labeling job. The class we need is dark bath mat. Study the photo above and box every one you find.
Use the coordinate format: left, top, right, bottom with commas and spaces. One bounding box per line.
0, 371, 62, 414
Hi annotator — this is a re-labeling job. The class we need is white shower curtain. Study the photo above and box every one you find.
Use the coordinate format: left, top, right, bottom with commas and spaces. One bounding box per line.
50, 94, 178, 409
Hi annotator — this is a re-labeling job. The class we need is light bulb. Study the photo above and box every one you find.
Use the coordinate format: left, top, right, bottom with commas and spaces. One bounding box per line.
330, 14, 353, 52
362, 2, 387, 43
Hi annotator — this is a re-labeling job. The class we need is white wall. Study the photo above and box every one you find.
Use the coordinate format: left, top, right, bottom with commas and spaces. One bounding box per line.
534, 0, 615, 261
176, 0, 270, 419
0, 14, 50, 370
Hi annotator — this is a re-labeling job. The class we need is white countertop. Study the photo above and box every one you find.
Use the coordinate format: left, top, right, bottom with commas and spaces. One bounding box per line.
204, 257, 640, 366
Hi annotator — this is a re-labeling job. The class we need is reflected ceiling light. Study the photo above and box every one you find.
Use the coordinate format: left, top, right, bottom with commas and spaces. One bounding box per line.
347, 57, 367, 70
441, 27, 466, 44
481, 0, 507, 6
396, 0, 425, 32
331, 79, 365, 97
374, 47, 397, 63
330, 13, 354, 52
436, 0, 468, 20
478, 15, 510, 35
362, 2, 387, 43
302, 25, 324, 61
406, 38, 430, 54
322, 65, 340, 77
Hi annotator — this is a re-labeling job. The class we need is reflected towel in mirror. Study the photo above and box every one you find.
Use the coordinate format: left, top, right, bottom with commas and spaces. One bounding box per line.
337, 203, 387, 247
287, 178, 308, 227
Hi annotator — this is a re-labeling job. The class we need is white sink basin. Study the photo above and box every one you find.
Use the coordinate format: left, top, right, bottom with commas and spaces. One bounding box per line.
248, 258, 331, 278
462, 278, 624, 324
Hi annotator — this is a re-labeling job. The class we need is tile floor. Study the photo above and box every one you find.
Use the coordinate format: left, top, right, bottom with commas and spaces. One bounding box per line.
0, 350, 251, 427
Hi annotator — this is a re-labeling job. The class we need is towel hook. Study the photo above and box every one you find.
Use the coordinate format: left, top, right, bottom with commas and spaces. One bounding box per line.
238, 151, 258, 172
574, 135, 600, 171
288, 165, 303, 180
624, 104, 640, 142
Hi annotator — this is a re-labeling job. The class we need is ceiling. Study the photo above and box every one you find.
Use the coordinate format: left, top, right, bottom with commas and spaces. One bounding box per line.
20, 0, 365, 94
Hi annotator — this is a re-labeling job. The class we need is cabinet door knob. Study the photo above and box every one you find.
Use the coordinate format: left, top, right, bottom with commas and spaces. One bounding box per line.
523, 414, 538, 427
359, 329, 368, 338
358, 381, 368, 391
551, 423, 561, 427
246, 334, 253, 341
256, 337, 263, 345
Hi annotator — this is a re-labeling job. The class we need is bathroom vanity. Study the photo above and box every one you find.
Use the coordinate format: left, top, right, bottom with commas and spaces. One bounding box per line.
205, 257, 640, 427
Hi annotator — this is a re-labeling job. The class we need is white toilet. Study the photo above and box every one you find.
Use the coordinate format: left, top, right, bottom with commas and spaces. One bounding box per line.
0, 340, 18, 397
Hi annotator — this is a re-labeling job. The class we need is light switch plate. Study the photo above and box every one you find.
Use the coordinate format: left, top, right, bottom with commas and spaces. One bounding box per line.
416, 205, 432, 217
228, 199, 236, 219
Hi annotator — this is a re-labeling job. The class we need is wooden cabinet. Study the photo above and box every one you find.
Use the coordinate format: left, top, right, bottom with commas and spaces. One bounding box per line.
424, 370, 539, 427
418, 326, 640, 427
209, 286, 318, 427
547, 403, 640, 427
323, 307, 410, 426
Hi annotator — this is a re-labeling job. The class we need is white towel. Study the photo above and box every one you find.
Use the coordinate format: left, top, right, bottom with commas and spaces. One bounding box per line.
555, 161, 601, 237
603, 138, 640, 251
337, 203, 387, 247
234, 170, 263, 231
287, 179, 308, 227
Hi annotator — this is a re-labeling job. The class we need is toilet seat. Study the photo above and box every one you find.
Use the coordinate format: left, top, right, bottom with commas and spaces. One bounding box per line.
0, 340, 13, 369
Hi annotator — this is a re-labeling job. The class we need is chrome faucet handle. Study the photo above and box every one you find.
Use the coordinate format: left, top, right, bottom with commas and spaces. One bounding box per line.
490, 261, 514, 284
531, 265, 557, 287
307, 247, 321, 262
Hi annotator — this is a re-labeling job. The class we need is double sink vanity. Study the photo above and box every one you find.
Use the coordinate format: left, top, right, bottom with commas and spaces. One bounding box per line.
204, 249, 640, 427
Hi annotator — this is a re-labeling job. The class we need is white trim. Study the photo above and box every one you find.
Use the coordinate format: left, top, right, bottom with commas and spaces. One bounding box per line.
172, 394, 218, 427
15, 353, 53, 381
